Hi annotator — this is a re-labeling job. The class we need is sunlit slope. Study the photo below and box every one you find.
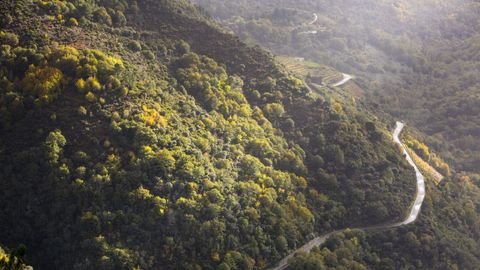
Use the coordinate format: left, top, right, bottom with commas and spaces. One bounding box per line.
0, 0, 422, 269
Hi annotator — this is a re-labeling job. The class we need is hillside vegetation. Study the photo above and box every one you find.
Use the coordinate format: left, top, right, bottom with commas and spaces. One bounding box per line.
194, 0, 480, 269
0, 0, 417, 269
194, 0, 480, 178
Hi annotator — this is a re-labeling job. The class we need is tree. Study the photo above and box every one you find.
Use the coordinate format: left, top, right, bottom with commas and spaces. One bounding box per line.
0, 245, 29, 270
68, 17, 79, 26
93, 7, 112, 26
324, 144, 345, 165
0, 31, 19, 46
264, 103, 285, 118
44, 129, 66, 165
155, 149, 176, 175
87, 77, 101, 92
275, 236, 288, 252
50, 45, 80, 75
128, 41, 142, 52
21, 65, 63, 102
112, 10, 127, 27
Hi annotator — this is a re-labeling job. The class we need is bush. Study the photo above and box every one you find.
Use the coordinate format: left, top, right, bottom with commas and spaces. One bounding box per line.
51, 46, 80, 75
128, 41, 142, 52
155, 149, 176, 174
75, 78, 87, 93
140, 106, 167, 127
264, 103, 285, 118
0, 245, 29, 270
119, 86, 129, 96
87, 77, 102, 91
45, 129, 67, 164
0, 31, 19, 46
68, 17, 79, 26
142, 50, 155, 60
176, 40, 190, 55
85, 91, 96, 102
112, 10, 127, 27
0, 14, 13, 26
106, 76, 121, 91
22, 65, 63, 101
93, 7, 112, 26
77, 106, 87, 116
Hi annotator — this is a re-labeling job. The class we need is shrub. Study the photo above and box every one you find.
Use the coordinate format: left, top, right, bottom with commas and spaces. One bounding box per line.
112, 10, 127, 27
85, 91, 96, 102
142, 50, 155, 60
140, 106, 167, 127
0, 31, 19, 46
45, 129, 66, 164
74, 1, 94, 19
78, 106, 87, 116
51, 46, 80, 75
93, 7, 112, 26
0, 14, 13, 26
0, 245, 29, 270
332, 102, 343, 114
68, 17, 79, 26
76, 78, 87, 92
264, 103, 285, 118
87, 77, 102, 91
77, 64, 97, 77
176, 40, 190, 55
119, 86, 129, 96
22, 65, 63, 102
128, 41, 142, 52
106, 76, 121, 91
155, 149, 176, 174
93, 51, 125, 79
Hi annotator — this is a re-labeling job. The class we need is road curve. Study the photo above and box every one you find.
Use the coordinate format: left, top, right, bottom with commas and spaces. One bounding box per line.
298, 13, 318, 35
392, 122, 426, 225
271, 122, 425, 270
332, 73, 353, 87
308, 13, 318, 25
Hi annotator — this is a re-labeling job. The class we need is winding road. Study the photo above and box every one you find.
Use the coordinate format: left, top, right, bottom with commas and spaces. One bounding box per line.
271, 121, 426, 270
332, 73, 353, 87
308, 13, 318, 25
298, 13, 318, 35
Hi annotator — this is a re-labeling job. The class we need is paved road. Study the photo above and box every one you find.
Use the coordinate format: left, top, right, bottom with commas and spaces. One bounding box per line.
271, 121, 425, 270
299, 30, 318, 35
308, 13, 318, 25
298, 13, 318, 34
332, 73, 353, 87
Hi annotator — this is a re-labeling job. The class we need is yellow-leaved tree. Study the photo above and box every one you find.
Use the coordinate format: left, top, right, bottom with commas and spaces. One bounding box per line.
21, 65, 63, 102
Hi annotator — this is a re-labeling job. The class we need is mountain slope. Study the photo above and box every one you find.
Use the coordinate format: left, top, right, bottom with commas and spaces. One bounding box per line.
1, 0, 415, 269
193, 0, 480, 177
193, 1, 480, 269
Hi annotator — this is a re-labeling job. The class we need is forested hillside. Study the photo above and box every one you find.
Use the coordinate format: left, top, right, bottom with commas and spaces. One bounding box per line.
192, 0, 480, 269
0, 0, 417, 269
287, 174, 480, 270
194, 0, 480, 178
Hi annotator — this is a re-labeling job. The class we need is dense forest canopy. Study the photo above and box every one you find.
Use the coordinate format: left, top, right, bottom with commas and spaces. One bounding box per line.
0, 0, 417, 269
0, 0, 479, 269
194, 0, 480, 178
193, 0, 480, 269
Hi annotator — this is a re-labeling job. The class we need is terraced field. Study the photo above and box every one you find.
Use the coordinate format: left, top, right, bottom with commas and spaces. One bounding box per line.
277, 56, 343, 84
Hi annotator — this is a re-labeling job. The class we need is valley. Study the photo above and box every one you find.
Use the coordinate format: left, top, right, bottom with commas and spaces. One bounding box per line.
273, 122, 426, 269
0, 0, 479, 269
